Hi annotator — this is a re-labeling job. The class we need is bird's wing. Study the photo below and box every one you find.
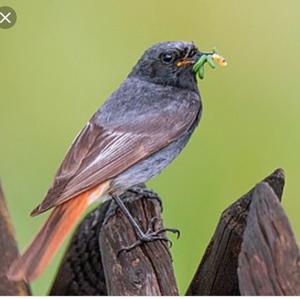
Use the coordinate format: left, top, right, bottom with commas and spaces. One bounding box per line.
32, 105, 200, 215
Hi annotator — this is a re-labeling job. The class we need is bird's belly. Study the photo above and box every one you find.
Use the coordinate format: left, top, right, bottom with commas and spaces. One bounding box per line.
110, 131, 193, 191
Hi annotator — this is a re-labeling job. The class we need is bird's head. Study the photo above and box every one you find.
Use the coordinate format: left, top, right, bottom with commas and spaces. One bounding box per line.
129, 41, 226, 92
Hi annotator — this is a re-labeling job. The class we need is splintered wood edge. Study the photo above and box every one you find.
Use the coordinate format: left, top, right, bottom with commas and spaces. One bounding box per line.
238, 182, 300, 296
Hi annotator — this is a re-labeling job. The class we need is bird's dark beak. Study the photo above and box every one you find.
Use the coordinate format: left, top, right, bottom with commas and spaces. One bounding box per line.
176, 51, 209, 67
176, 58, 195, 67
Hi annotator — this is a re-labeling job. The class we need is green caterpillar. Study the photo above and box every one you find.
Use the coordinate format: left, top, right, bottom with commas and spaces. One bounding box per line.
193, 49, 227, 80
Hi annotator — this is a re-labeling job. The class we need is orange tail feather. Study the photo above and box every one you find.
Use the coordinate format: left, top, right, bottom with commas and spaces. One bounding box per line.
7, 191, 91, 282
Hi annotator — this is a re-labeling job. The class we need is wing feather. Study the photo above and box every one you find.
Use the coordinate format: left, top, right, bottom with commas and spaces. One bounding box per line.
32, 98, 200, 215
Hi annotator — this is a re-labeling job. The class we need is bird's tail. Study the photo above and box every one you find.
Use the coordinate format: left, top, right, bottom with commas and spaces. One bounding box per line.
7, 191, 90, 282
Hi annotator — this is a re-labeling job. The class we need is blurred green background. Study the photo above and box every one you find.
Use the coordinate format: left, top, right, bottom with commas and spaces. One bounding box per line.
1, 0, 300, 295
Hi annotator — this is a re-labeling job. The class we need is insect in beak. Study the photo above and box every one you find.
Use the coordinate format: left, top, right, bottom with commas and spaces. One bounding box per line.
193, 48, 227, 80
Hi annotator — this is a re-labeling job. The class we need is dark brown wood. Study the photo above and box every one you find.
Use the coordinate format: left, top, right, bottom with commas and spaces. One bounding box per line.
186, 168, 285, 295
238, 182, 300, 295
50, 187, 178, 296
100, 190, 178, 296
52, 167, 299, 296
0, 184, 31, 296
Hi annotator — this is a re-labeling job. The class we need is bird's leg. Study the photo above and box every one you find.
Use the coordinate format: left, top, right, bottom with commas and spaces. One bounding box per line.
111, 194, 179, 256
111, 193, 145, 239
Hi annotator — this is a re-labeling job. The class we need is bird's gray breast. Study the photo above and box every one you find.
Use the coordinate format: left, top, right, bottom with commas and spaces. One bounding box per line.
104, 77, 202, 191
111, 126, 199, 191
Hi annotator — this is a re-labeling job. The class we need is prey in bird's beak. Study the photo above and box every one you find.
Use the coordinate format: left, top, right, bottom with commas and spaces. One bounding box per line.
193, 48, 227, 80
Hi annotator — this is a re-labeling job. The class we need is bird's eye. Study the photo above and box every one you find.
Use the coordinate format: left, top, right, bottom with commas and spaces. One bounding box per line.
160, 52, 176, 64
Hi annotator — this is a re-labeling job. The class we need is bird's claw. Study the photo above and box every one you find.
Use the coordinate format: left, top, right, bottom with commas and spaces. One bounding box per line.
146, 216, 180, 239
117, 221, 180, 257
156, 227, 180, 239
117, 234, 172, 257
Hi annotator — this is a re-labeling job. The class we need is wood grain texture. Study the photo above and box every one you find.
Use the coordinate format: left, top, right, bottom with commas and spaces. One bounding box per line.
238, 182, 300, 295
100, 190, 178, 296
0, 184, 31, 295
186, 168, 285, 295
50, 187, 178, 296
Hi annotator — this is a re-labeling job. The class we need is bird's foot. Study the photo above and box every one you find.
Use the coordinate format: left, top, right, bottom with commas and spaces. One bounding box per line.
145, 216, 180, 240
117, 216, 180, 256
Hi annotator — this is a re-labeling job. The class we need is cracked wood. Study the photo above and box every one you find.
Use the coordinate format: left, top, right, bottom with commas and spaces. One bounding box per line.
238, 182, 300, 295
100, 192, 178, 296
186, 168, 285, 295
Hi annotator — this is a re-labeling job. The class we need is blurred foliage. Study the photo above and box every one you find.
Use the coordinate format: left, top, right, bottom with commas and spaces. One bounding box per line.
1, 0, 300, 295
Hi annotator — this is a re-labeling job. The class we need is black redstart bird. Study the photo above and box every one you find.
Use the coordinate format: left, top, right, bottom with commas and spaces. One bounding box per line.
7, 41, 226, 282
